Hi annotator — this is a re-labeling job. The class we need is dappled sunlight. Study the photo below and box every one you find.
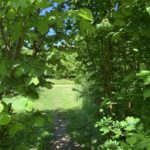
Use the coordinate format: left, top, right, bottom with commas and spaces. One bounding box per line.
32, 83, 87, 149
1, 0, 148, 149
50, 111, 82, 150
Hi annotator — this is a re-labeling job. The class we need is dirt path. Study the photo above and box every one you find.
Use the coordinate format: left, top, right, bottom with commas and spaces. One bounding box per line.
50, 113, 82, 150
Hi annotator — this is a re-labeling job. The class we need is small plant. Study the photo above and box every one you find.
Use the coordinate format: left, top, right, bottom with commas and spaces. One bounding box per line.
95, 116, 150, 149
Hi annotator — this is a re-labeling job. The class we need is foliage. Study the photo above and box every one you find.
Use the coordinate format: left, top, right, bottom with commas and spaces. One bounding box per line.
95, 116, 150, 150
0, 0, 150, 149
69, 0, 150, 149
0, 0, 76, 149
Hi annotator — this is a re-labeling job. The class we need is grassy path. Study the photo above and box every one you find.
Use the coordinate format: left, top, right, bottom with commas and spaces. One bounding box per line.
33, 80, 84, 149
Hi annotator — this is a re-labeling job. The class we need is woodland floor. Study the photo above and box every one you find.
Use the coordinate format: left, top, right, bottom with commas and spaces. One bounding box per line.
33, 79, 85, 150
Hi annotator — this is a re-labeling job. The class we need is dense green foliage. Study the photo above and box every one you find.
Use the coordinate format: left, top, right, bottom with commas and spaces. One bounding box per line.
0, 0, 150, 149
71, 0, 150, 149
0, 0, 72, 149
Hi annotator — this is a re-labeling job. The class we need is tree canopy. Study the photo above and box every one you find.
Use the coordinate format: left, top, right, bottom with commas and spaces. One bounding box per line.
0, 0, 150, 149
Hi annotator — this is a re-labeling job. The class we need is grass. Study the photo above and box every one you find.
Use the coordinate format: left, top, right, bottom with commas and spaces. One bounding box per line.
32, 80, 94, 150
30, 80, 82, 150
50, 79, 74, 85
33, 81, 82, 111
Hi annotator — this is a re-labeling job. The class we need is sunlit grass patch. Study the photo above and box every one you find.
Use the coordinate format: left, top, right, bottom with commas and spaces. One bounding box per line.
50, 79, 74, 85
33, 83, 82, 111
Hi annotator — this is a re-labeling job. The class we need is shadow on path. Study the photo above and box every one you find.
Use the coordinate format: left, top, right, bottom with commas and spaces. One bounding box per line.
45, 109, 93, 150
50, 111, 82, 150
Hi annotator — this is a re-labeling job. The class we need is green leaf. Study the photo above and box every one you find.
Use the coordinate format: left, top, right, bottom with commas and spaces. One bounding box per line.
10, 0, 32, 9
137, 70, 150, 77
37, 20, 49, 34
3, 96, 28, 113
78, 9, 93, 21
75, 34, 84, 41
79, 19, 95, 36
0, 112, 11, 126
0, 103, 4, 113
146, 7, 150, 15
97, 19, 113, 31
143, 88, 150, 98
9, 122, 24, 135
135, 139, 150, 149
133, 48, 138, 52
41, 130, 50, 138
126, 117, 140, 125
126, 136, 137, 145
29, 77, 40, 86
0, 61, 7, 76
35, 0, 50, 8
10, 21, 22, 41
144, 76, 150, 85
135, 133, 144, 140
34, 116, 44, 127
25, 101, 33, 112
123, 73, 135, 82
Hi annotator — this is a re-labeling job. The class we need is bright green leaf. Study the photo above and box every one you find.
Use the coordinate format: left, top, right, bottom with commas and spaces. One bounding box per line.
137, 70, 150, 77
146, 7, 150, 15
144, 76, 150, 85
11, 97, 28, 113
25, 101, 33, 112
97, 19, 113, 31
78, 9, 93, 21
0, 112, 11, 126
0, 103, 4, 113
29, 77, 40, 85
